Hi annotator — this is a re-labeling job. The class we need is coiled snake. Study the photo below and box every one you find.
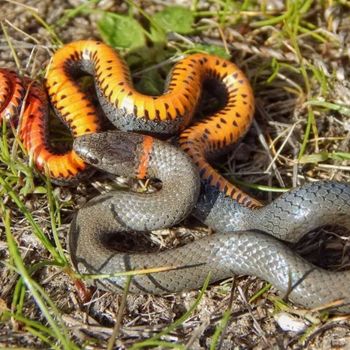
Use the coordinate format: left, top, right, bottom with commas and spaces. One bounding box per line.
1, 40, 349, 311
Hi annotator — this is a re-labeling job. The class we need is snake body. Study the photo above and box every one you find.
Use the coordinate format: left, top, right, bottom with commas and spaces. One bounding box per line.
71, 132, 350, 311
1, 41, 349, 310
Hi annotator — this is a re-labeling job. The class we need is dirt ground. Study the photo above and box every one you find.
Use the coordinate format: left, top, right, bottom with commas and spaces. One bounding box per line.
0, 0, 350, 349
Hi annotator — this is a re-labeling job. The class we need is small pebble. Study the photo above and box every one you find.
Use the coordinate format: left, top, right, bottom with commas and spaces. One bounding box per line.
274, 312, 309, 333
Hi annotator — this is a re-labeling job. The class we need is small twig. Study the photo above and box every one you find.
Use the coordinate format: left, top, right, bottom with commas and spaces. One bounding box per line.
252, 112, 285, 187
3, 0, 39, 12
107, 276, 132, 350
265, 122, 298, 173
237, 286, 269, 346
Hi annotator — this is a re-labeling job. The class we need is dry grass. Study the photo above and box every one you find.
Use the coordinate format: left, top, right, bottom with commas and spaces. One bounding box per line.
0, 0, 350, 349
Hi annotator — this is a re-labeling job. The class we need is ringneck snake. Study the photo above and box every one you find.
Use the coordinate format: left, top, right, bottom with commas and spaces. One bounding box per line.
1, 40, 349, 311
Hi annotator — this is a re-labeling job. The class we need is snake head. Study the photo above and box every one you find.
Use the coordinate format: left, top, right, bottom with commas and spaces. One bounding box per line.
73, 131, 145, 177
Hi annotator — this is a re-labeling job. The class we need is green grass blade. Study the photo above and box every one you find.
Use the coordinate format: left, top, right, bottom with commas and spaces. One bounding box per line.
130, 273, 211, 349
209, 309, 231, 350
46, 177, 67, 264
3, 208, 78, 350
0, 176, 63, 263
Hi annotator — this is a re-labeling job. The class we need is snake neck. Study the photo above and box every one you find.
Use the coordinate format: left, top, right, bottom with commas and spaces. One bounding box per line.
73, 131, 201, 231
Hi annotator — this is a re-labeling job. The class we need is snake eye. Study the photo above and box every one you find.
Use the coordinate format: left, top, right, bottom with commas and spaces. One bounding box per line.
85, 154, 99, 165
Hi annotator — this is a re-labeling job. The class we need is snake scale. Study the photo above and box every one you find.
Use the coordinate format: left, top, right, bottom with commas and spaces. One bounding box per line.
1, 40, 349, 311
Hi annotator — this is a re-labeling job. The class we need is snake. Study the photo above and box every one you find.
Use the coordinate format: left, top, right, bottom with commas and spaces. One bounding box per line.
1, 40, 349, 311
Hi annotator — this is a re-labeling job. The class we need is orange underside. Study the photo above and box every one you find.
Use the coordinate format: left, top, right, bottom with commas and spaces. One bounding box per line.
1, 40, 260, 207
